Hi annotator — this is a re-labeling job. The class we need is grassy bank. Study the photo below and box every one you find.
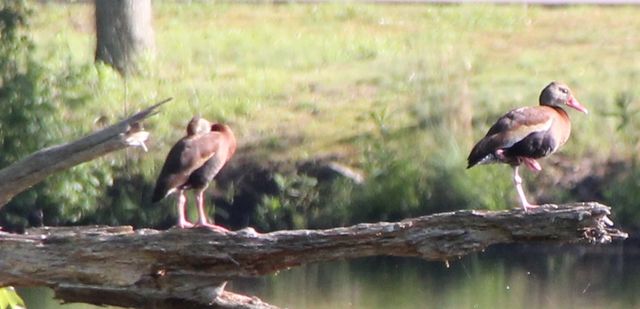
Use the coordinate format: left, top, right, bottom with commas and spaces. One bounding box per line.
11, 2, 640, 229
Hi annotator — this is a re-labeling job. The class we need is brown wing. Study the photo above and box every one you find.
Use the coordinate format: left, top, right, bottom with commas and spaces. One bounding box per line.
467, 106, 553, 168
151, 133, 220, 202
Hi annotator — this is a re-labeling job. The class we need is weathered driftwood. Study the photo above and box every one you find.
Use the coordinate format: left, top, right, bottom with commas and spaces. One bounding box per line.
0, 98, 171, 208
0, 202, 626, 309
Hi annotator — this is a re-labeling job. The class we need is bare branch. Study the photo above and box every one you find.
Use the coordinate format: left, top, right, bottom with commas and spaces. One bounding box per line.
0, 98, 172, 207
0, 202, 626, 308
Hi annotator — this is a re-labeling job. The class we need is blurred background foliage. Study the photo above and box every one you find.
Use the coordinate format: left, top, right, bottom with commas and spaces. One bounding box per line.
0, 1, 639, 232
0, 1, 112, 230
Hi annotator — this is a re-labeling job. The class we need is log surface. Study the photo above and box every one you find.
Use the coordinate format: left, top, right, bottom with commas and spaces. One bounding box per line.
0, 98, 171, 207
0, 202, 626, 308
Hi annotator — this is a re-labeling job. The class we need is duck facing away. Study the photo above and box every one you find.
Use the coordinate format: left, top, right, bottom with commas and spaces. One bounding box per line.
467, 82, 588, 211
152, 117, 236, 231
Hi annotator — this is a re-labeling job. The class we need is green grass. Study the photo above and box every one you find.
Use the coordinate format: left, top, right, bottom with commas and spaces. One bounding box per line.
29, 3, 640, 157
22, 2, 640, 226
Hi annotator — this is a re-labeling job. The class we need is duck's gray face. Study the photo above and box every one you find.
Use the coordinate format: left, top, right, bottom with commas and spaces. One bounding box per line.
540, 82, 588, 114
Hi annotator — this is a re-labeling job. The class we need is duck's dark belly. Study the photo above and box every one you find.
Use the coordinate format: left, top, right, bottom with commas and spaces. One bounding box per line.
504, 130, 557, 159
180, 156, 224, 190
183, 167, 211, 190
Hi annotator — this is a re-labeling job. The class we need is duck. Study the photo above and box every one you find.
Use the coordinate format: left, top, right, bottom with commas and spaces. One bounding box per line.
152, 117, 236, 231
467, 82, 588, 211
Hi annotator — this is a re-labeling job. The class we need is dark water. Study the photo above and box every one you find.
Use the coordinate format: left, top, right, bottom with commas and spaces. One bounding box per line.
20, 242, 640, 309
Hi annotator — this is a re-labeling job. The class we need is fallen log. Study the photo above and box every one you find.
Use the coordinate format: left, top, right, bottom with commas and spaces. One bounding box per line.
0, 202, 627, 309
0, 98, 172, 208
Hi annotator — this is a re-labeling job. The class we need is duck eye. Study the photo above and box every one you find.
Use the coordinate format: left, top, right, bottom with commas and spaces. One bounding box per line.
560, 88, 568, 94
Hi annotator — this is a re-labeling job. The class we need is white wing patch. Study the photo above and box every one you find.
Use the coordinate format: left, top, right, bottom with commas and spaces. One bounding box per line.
500, 117, 554, 149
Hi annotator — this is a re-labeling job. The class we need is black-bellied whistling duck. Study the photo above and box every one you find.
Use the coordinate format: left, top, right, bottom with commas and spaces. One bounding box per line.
467, 82, 588, 211
152, 117, 236, 231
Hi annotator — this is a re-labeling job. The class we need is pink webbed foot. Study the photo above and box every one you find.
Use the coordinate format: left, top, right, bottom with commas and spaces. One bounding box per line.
520, 157, 542, 172
195, 221, 230, 233
521, 202, 540, 213
177, 219, 195, 229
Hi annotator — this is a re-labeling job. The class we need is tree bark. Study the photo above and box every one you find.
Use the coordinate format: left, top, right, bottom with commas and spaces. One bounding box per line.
0, 202, 626, 309
95, 0, 155, 75
0, 98, 171, 208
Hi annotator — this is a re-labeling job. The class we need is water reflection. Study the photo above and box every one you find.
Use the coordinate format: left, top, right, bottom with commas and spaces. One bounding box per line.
231, 243, 638, 309
21, 243, 639, 309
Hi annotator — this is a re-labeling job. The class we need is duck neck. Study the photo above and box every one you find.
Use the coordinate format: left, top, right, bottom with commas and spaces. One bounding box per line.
552, 105, 569, 120
541, 104, 569, 120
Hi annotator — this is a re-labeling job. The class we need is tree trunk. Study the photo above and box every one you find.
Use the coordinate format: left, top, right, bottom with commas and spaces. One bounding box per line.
0, 202, 627, 309
0, 98, 171, 208
95, 0, 155, 76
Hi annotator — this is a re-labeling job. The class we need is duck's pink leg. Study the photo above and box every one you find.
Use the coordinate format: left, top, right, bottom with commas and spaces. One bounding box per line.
512, 166, 539, 212
194, 189, 229, 233
176, 190, 194, 228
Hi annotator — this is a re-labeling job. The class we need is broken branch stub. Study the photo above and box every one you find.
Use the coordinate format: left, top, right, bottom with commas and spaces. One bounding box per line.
0, 98, 172, 208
